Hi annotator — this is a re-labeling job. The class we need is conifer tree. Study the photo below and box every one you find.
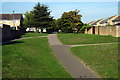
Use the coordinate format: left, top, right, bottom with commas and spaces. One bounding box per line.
31, 2, 53, 32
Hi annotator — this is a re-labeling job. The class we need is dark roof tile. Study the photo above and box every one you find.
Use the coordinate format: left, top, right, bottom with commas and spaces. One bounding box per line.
0, 14, 23, 20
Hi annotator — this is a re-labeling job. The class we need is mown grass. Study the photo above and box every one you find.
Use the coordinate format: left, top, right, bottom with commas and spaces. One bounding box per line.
71, 43, 119, 78
58, 34, 119, 45
21, 33, 48, 38
0, 46, 2, 78
2, 38, 71, 78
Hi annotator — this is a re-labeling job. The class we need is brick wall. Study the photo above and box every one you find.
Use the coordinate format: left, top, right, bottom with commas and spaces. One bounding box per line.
95, 26, 99, 35
85, 26, 120, 37
86, 27, 93, 34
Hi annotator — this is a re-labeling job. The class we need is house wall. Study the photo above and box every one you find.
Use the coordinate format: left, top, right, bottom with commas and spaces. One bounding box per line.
85, 26, 120, 37
0, 19, 21, 30
0, 21, 3, 28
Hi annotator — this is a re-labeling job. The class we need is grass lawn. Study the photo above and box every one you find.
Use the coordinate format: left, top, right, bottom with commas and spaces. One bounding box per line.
0, 46, 1, 78
71, 43, 119, 78
2, 38, 71, 78
21, 33, 48, 38
58, 34, 119, 45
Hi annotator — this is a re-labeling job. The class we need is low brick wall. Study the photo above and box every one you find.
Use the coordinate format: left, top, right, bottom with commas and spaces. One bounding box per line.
115, 26, 120, 37
95, 26, 99, 35
85, 26, 120, 37
99, 26, 108, 35
87, 27, 93, 34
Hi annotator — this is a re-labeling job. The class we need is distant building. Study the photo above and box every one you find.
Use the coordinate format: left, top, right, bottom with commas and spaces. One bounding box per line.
26, 27, 47, 32
92, 19, 104, 26
85, 15, 120, 37
112, 16, 120, 26
0, 14, 23, 30
26, 27, 37, 32
88, 15, 120, 26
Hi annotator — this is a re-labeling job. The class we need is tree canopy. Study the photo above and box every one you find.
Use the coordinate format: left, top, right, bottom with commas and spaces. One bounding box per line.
23, 11, 34, 28
56, 10, 83, 33
23, 2, 53, 32
23, 3, 84, 33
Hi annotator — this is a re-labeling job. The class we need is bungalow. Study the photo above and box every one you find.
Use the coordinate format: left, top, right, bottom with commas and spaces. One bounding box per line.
88, 15, 120, 26
108, 15, 120, 25
85, 15, 120, 37
112, 16, 120, 26
0, 14, 23, 30
99, 15, 117, 26
92, 19, 103, 26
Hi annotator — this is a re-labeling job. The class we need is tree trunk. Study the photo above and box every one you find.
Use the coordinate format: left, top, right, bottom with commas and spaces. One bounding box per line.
41, 28, 43, 33
35, 27, 37, 32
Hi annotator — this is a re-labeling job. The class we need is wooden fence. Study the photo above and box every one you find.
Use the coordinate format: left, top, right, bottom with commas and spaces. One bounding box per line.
0, 24, 25, 41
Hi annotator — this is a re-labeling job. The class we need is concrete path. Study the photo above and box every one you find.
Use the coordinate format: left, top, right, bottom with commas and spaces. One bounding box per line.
48, 34, 100, 78
66, 42, 119, 47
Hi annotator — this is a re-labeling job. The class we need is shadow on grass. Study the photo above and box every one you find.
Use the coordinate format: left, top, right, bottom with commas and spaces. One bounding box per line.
2, 41, 24, 45
1, 78, 118, 80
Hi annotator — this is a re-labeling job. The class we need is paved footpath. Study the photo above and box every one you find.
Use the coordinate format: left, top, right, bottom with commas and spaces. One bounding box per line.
67, 42, 119, 47
48, 34, 100, 78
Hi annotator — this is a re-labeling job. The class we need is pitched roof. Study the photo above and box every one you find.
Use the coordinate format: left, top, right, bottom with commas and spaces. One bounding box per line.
88, 18, 105, 25
113, 15, 120, 21
0, 14, 23, 20
100, 15, 116, 24
91, 19, 103, 25
112, 16, 120, 22
87, 21, 94, 24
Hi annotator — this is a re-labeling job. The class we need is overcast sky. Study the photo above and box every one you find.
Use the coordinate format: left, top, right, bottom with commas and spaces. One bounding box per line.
1, 2, 119, 23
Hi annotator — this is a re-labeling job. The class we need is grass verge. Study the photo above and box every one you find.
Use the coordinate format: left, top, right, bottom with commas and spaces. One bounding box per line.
58, 34, 119, 45
71, 43, 118, 78
21, 33, 48, 38
2, 38, 71, 78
